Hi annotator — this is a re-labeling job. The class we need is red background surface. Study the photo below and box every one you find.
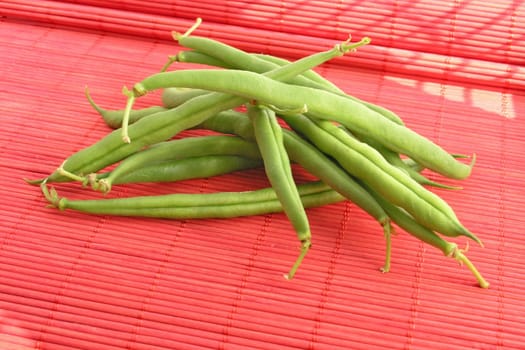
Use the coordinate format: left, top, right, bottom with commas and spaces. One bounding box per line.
1, 1, 524, 349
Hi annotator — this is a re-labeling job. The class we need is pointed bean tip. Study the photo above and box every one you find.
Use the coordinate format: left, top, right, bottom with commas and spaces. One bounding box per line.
468, 153, 477, 169
25, 177, 45, 186
479, 280, 490, 289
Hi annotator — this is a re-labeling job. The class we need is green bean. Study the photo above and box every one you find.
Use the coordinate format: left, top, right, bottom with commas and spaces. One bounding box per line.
42, 180, 344, 218
252, 55, 405, 126
85, 87, 167, 129
253, 53, 337, 91
248, 104, 311, 279
404, 153, 471, 173
354, 132, 462, 190
34, 31, 359, 184
92, 135, 262, 193
97, 155, 262, 186
87, 86, 206, 130
161, 87, 209, 109
195, 109, 394, 271
163, 50, 234, 71
281, 113, 481, 245
173, 37, 403, 126
131, 69, 473, 180
122, 34, 370, 142
363, 183, 489, 288
195, 110, 391, 228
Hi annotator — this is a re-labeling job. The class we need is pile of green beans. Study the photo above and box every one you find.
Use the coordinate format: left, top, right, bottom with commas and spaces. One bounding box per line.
32, 19, 488, 288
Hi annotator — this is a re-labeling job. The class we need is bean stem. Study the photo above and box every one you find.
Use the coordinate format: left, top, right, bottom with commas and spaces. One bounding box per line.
380, 227, 393, 273
285, 240, 311, 280
121, 87, 136, 143
453, 246, 490, 288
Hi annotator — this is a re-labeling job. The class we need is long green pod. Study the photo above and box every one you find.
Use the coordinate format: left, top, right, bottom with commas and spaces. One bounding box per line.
85, 87, 167, 129
100, 155, 262, 186
173, 37, 402, 126
251, 54, 404, 126
352, 131, 462, 190
249, 105, 310, 240
253, 53, 338, 91
87, 86, 207, 130
43, 91, 244, 183
161, 87, 209, 109
132, 69, 473, 180
248, 104, 312, 279
94, 135, 262, 193
363, 184, 489, 288
43, 181, 344, 217
173, 34, 366, 89
166, 50, 235, 69
120, 34, 370, 142
281, 113, 481, 245
317, 119, 460, 220
34, 35, 361, 184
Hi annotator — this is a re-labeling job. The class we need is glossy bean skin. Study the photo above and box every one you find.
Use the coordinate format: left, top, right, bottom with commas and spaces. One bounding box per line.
44, 181, 344, 218
35, 38, 359, 184
133, 69, 472, 180
281, 113, 481, 244
94, 135, 262, 193
248, 105, 310, 242
99, 155, 262, 186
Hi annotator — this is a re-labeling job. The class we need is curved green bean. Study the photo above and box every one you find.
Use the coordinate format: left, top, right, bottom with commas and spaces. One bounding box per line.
97, 155, 262, 186
281, 113, 481, 245
161, 87, 209, 109
364, 183, 489, 288
194, 109, 394, 271
173, 36, 403, 126
132, 69, 473, 180
85, 87, 167, 129
32, 35, 365, 185
93, 135, 261, 193
248, 104, 311, 278
42, 180, 344, 218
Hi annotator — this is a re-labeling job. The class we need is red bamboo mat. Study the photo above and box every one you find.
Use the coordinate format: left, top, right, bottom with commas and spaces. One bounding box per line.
1, 1, 525, 349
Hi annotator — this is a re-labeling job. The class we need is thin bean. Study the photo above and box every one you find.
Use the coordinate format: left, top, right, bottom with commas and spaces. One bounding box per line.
249, 104, 311, 278
163, 50, 234, 70
281, 113, 481, 245
132, 69, 473, 179
354, 131, 462, 190
85, 87, 167, 129
98, 155, 262, 186
34, 33, 355, 184
93, 135, 262, 193
196, 110, 391, 227
194, 109, 394, 270
122, 35, 370, 141
174, 37, 403, 126
364, 183, 489, 288
161, 87, 209, 109
42, 180, 344, 217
